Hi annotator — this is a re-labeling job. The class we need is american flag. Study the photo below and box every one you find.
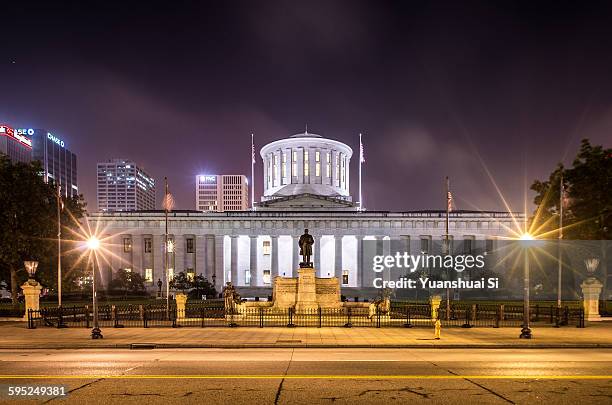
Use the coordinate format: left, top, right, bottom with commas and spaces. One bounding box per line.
447, 191, 453, 212
359, 134, 365, 163
163, 191, 175, 212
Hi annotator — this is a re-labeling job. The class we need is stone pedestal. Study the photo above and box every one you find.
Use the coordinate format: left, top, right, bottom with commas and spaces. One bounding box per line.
581, 277, 603, 321
175, 293, 187, 319
429, 294, 442, 320
295, 267, 318, 312
21, 280, 42, 321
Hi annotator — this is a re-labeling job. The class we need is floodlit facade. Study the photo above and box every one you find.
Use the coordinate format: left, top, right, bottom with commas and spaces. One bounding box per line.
97, 159, 156, 212
30, 128, 78, 198
196, 174, 248, 212
90, 131, 521, 295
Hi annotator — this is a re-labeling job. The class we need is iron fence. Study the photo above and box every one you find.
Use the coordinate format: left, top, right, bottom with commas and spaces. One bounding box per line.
26, 302, 585, 329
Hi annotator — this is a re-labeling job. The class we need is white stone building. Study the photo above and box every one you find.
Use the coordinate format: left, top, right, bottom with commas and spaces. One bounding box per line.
89, 131, 522, 296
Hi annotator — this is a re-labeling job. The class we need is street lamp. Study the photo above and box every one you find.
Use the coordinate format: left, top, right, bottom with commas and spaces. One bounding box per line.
86, 236, 103, 339
24, 261, 39, 281
519, 232, 534, 339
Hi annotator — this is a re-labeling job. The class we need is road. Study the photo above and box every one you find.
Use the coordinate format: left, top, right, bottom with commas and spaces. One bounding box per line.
0, 348, 610, 404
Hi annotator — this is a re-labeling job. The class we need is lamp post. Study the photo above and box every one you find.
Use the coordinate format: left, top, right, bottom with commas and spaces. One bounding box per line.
519, 233, 533, 339
86, 236, 103, 339
24, 261, 39, 280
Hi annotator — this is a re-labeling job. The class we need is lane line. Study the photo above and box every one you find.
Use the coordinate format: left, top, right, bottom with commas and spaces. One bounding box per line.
0, 375, 610, 379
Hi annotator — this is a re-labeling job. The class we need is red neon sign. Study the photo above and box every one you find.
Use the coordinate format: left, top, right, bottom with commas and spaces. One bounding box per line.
0, 124, 32, 148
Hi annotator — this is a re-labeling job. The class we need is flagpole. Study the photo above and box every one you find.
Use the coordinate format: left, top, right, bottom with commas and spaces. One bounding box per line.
359, 133, 363, 211
445, 176, 451, 319
164, 177, 169, 320
557, 173, 563, 309
56, 183, 62, 308
251, 133, 255, 210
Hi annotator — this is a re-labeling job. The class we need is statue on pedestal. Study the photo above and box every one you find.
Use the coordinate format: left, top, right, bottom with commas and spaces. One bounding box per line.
223, 282, 241, 315
298, 228, 314, 268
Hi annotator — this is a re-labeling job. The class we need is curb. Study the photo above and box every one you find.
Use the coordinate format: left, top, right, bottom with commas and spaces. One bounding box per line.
1, 343, 611, 350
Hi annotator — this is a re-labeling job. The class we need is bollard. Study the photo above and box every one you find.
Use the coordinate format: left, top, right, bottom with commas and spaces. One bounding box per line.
434, 318, 441, 340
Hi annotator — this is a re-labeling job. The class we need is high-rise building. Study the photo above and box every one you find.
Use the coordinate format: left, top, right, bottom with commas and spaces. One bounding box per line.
97, 159, 156, 212
196, 174, 249, 212
28, 128, 78, 198
0, 124, 32, 163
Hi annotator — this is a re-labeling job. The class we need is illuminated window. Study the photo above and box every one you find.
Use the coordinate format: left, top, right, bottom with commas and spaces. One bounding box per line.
335, 154, 340, 185
263, 270, 271, 284
304, 150, 309, 176
342, 270, 349, 285
273, 154, 278, 184
123, 238, 132, 253
186, 238, 194, 253
245, 270, 251, 286
168, 268, 174, 281
341, 155, 346, 186
144, 238, 152, 253
145, 268, 153, 282
326, 152, 331, 178
315, 151, 320, 177
281, 152, 287, 181
292, 151, 297, 177
263, 240, 271, 255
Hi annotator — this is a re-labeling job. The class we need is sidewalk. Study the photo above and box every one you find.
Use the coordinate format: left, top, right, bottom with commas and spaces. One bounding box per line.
1, 321, 611, 349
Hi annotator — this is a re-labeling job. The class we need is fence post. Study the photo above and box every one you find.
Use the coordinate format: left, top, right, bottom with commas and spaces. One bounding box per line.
85, 305, 90, 329
344, 307, 352, 328
472, 304, 477, 322
143, 306, 148, 328
57, 306, 63, 329
200, 307, 205, 328
172, 306, 177, 328
535, 304, 540, 322
318, 307, 322, 328
27, 309, 34, 329
259, 308, 264, 328
578, 308, 585, 328
404, 305, 412, 328
462, 306, 472, 328
564, 306, 569, 325
376, 307, 381, 328
500, 304, 504, 322
112, 305, 118, 328
494, 306, 500, 328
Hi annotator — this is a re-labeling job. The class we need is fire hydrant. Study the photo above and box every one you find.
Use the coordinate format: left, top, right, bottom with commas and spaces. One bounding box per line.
434, 318, 441, 340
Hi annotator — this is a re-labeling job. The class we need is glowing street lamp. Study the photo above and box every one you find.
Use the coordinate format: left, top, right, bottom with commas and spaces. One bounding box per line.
519, 232, 534, 339
87, 236, 103, 339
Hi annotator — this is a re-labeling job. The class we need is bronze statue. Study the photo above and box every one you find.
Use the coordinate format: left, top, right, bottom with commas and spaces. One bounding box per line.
223, 282, 241, 314
298, 228, 314, 267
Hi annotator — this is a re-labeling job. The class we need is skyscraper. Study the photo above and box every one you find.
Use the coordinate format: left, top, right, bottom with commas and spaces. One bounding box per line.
29, 128, 78, 198
0, 124, 32, 164
97, 159, 156, 212
196, 174, 249, 212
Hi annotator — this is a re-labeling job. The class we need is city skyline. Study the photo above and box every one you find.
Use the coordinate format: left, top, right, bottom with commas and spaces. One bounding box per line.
2, 2, 612, 212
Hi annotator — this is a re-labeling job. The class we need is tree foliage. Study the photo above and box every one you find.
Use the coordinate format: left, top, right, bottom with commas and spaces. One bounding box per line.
170, 272, 217, 299
0, 156, 87, 303
108, 269, 146, 296
530, 139, 611, 239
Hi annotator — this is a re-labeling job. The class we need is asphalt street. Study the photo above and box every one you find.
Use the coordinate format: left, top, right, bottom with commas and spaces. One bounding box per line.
0, 348, 610, 404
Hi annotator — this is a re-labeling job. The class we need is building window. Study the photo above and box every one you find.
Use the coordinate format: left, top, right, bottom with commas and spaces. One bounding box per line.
304, 150, 309, 176
168, 268, 174, 282
145, 268, 153, 283
463, 237, 474, 254
292, 151, 297, 177
281, 152, 287, 181
144, 238, 152, 253
272, 154, 278, 184
123, 238, 132, 253
335, 154, 340, 185
342, 270, 349, 285
262, 240, 271, 255
420, 237, 430, 254
263, 270, 271, 284
186, 238, 194, 253
245, 270, 251, 286
315, 150, 321, 177
326, 152, 331, 178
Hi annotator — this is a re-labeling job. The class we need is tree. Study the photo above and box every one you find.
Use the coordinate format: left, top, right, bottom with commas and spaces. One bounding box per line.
530, 139, 611, 240
108, 269, 145, 297
169, 272, 191, 293
0, 156, 87, 304
190, 274, 217, 299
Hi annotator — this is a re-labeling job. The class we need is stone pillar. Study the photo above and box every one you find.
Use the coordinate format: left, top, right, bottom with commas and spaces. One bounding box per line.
271, 235, 279, 278
356, 235, 363, 288
21, 280, 42, 320
581, 278, 603, 321
195, 235, 206, 277
314, 234, 321, 273
429, 294, 442, 320
334, 235, 343, 279
175, 293, 187, 319
292, 236, 299, 270
230, 235, 238, 285
295, 268, 318, 312
249, 235, 258, 287
214, 235, 224, 292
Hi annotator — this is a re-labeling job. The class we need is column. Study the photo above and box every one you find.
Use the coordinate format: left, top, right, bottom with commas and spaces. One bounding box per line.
249, 235, 259, 287
314, 234, 321, 272
174, 235, 184, 274
330, 150, 337, 187
356, 235, 363, 287
309, 147, 316, 184
297, 147, 304, 183
383, 237, 391, 282
195, 235, 206, 277
230, 235, 238, 285
132, 234, 143, 276
214, 235, 224, 292
334, 235, 343, 279
292, 236, 299, 270
271, 235, 279, 278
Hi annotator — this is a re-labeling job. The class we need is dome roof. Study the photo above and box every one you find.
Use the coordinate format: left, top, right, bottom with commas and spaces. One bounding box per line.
290, 131, 322, 138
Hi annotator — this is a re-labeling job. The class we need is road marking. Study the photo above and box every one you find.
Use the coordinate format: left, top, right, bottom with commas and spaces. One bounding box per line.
0, 375, 610, 380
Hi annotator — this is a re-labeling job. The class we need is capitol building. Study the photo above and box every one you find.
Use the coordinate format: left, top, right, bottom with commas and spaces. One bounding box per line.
90, 131, 521, 297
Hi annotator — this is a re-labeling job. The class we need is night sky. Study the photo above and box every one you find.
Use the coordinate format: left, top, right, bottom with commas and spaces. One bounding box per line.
2, 1, 611, 212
